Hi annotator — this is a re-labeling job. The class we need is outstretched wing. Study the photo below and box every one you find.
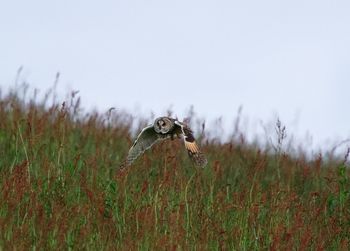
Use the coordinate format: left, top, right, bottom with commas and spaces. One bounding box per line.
174, 121, 208, 167
122, 125, 166, 168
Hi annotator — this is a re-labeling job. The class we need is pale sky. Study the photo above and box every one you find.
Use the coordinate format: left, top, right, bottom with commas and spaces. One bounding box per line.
1, 0, 349, 154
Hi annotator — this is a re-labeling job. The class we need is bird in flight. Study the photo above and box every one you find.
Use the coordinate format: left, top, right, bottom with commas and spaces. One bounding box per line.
120, 117, 207, 169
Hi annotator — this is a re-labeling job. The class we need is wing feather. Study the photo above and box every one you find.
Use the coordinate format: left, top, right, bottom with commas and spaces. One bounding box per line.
175, 121, 208, 167
122, 125, 167, 168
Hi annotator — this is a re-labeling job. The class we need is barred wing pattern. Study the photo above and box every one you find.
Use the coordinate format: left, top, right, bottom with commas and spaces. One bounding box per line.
119, 117, 207, 170
123, 125, 167, 167
175, 121, 208, 167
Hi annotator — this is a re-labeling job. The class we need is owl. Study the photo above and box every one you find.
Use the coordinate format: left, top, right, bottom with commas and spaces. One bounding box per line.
120, 117, 207, 169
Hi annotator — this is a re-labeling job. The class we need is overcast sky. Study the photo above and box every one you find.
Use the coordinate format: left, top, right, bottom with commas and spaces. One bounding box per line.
1, 0, 349, 154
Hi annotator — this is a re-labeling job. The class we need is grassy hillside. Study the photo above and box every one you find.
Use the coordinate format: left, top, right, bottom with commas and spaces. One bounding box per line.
0, 87, 349, 250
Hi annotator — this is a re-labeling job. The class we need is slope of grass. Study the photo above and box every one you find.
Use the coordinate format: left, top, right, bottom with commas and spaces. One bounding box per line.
0, 87, 349, 250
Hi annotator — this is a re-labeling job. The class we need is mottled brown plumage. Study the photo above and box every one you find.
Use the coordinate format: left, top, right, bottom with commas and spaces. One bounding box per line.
120, 117, 207, 169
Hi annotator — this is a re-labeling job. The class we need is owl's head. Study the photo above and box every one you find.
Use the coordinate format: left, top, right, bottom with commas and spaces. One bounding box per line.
154, 117, 174, 134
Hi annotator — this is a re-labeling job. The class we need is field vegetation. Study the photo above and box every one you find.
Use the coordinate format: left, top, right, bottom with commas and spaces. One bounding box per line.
0, 84, 349, 250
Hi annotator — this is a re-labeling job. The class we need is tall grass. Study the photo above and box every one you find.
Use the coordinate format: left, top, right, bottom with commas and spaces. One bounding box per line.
0, 84, 349, 250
